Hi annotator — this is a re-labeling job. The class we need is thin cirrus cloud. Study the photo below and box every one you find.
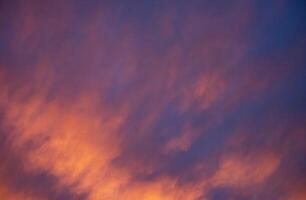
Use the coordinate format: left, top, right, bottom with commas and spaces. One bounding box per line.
0, 0, 306, 200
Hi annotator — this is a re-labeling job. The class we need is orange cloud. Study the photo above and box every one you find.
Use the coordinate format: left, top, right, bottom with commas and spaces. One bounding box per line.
212, 152, 280, 188
0, 66, 205, 199
0, 184, 40, 200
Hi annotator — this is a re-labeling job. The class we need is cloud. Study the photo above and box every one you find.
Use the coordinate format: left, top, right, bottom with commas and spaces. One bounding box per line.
0, 0, 306, 199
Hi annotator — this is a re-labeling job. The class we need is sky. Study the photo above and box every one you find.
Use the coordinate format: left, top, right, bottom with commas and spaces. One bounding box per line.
0, 0, 306, 200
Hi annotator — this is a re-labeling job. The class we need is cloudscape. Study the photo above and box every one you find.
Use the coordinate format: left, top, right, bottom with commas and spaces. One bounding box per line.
0, 0, 306, 199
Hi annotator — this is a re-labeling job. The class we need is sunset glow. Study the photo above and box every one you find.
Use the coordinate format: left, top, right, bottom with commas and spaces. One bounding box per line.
0, 1, 306, 200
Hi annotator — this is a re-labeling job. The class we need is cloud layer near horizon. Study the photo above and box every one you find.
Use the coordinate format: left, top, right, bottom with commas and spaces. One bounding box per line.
1, 0, 306, 199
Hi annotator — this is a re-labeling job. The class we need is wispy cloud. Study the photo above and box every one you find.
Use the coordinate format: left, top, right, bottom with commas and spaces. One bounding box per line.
0, 0, 305, 199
